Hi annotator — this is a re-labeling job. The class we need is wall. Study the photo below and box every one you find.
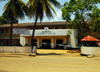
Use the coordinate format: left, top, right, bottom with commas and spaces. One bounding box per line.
0, 46, 31, 53
20, 29, 78, 48
0, 27, 20, 45
81, 46, 100, 55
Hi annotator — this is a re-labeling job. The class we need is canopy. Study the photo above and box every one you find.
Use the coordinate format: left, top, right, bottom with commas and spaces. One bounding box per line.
80, 35, 99, 41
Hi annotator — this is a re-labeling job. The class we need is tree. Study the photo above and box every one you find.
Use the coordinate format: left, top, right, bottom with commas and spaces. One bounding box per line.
0, 16, 18, 25
62, 0, 100, 39
3, 0, 28, 46
27, 0, 61, 53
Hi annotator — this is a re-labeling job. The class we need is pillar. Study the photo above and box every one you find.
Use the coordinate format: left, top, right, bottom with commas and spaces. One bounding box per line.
26, 37, 28, 45
20, 35, 26, 46
63, 37, 67, 49
39, 37, 42, 47
37, 37, 40, 48
51, 37, 54, 49
63, 37, 67, 44
54, 37, 56, 47
70, 29, 78, 47
28, 37, 31, 46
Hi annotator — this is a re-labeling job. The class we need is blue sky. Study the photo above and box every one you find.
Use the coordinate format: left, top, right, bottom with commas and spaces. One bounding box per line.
0, 0, 69, 23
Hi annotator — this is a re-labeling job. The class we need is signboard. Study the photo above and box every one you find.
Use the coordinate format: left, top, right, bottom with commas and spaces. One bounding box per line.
13, 28, 30, 35
37, 27, 56, 35
29, 27, 72, 36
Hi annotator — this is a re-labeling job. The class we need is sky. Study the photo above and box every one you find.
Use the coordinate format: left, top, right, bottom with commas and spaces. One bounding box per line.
0, 0, 69, 23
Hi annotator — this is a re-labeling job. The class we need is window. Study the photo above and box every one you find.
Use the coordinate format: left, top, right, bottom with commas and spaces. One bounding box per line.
55, 27, 58, 29
6, 29, 8, 33
13, 40, 16, 44
70, 27, 72, 29
1, 40, 3, 43
42, 27, 44, 29
17, 40, 19, 43
1, 29, 4, 33
63, 27, 66, 29
49, 27, 51, 29
0, 40, 3, 45
93, 29, 97, 32
29, 28, 31, 30
6, 40, 9, 46
35, 27, 38, 29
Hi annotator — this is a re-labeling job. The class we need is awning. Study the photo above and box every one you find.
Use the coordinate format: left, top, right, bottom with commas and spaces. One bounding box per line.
80, 35, 99, 41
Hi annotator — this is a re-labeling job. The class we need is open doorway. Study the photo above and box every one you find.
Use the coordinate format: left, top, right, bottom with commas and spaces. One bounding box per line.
33, 39, 37, 46
41, 39, 51, 49
55, 39, 64, 49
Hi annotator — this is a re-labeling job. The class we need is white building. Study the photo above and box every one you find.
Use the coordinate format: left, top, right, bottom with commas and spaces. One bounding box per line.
20, 27, 78, 49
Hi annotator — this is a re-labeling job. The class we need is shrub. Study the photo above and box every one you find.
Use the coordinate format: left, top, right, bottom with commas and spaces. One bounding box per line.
13, 43, 22, 46
0, 43, 4, 46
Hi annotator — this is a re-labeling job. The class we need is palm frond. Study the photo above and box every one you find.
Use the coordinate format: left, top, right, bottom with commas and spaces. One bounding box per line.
48, 0, 61, 9
3, 0, 28, 20
41, 0, 53, 19
47, 1, 57, 15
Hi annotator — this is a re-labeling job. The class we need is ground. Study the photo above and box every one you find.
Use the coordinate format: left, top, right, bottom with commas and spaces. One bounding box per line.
0, 49, 100, 72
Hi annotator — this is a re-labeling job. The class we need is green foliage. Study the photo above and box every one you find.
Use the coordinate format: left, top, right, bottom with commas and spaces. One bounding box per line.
0, 16, 18, 25
62, 0, 100, 39
0, 43, 4, 46
27, 0, 61, 21
23, 43, 28, 46
77, 43, 82, 47
67, 30, 72, 37
13, 43, 22, 46
64, 43, 67, 45
3, 0, 28, 20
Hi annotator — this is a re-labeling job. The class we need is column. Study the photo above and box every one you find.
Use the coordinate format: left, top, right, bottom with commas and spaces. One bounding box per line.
54, 37, 56, 47
37, 37, 40, 48
26, 37, 28, 45
51, 37, 54, 49
28, 37, 31, 46
63, 37, 67, 49
20, 35, 26, 46
63, 37, 67, 44
70, 29, 78, 47
39, 37, 42, 47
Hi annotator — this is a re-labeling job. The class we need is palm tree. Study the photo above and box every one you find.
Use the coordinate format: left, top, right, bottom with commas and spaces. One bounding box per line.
27, 0, 61, 53
3, 0, 28, 46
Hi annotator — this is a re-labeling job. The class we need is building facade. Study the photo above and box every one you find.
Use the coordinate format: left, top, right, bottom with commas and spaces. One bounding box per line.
0, 21, 99, 49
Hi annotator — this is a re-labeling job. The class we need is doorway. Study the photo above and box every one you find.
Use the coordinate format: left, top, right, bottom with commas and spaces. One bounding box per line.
55, 39, 64, 49
33, 40, 37, 46
41, 39, 51, 49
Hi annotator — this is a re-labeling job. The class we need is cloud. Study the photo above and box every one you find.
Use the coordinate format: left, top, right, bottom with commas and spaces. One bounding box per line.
53, 9, 62, 21
42, 9, 64, 22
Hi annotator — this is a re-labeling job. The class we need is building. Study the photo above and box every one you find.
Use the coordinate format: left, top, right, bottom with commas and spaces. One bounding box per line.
0, 21, 99, 49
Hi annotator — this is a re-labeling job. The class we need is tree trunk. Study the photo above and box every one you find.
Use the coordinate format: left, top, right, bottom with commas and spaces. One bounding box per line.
31, 16, 38, 53
10, 14, 13, 46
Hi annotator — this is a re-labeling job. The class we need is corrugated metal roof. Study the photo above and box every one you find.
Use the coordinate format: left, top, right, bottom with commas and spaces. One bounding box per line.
0, 21, 67, 28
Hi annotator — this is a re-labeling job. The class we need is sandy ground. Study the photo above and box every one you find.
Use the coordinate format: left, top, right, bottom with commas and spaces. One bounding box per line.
0, 49, 100, 72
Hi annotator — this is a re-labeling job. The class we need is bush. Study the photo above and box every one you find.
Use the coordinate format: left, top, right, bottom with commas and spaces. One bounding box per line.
0, 43, 4, 46
13, 43, 22, 46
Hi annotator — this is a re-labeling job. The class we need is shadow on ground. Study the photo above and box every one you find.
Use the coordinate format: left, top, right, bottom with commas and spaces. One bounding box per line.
0, 70, 9, 72
37, 52, 62, 56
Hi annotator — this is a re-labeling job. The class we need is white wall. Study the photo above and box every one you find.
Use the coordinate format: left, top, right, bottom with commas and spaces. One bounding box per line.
70, 30, 78, 47
20, 28, 78, 47
81, 46, 100, 54
0, 46, 31, 53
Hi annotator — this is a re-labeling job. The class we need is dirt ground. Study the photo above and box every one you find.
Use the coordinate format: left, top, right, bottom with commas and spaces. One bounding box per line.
0, 49, 100, 72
